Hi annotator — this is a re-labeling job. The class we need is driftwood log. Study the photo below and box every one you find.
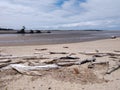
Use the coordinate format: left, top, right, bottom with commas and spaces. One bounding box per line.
9, 64, 59, 76
59, 56, 79, 59
35, 48, 48, 51
0, 61, 23, 68
56, 57, 96, 66
106, 64, 120, 74
49, 52, 68, 54
88, 62, 109, 69
79, 52, 120, 57
0, 59, 11, 63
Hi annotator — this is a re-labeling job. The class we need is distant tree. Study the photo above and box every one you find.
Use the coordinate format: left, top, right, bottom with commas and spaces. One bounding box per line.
46, 31, 51, 33
36, 30, 41, 33
30, 30, 34, 33
17, 26, 26, 34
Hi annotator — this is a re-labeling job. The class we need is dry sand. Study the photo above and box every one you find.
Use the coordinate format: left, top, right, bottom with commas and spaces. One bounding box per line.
0, 38, 120, 90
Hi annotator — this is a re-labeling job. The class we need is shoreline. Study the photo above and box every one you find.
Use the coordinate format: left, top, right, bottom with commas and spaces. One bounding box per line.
0, 30, 120, 46
0, 37, 113, 47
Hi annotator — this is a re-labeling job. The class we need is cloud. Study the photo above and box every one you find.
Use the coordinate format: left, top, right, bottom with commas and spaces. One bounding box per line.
0, 0, 120, 30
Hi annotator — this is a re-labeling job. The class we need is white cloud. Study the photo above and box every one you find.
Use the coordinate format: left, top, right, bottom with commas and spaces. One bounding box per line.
0, 0, 120, 30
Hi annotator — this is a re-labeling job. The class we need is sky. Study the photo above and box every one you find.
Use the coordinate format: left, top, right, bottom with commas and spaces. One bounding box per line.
0, 0, 120, 30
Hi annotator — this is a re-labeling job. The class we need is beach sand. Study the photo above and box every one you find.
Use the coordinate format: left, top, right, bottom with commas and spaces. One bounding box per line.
0, 38, 120, 90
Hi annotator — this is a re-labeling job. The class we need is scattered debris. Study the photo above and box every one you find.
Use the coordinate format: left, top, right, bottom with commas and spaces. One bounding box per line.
63, 46, 69, 48
111, 36, 117, 39
0, 59, 11, 63
59, 56, 79, 59
88, 62, 109, 69
53, 57, 95, 66
114, 50, 120, 53
49, 52, 68, 54
79, 52, 120, 57
0, 61, 23, 68
35, 48, 48, 51
73, 68, 80, 74
9, 64, 60, 76
106, 63, 120, 74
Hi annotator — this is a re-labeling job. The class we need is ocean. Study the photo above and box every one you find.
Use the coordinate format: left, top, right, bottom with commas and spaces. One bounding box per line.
0, 30, 120, 46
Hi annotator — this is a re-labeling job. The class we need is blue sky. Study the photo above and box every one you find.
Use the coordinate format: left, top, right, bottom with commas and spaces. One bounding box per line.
0, 0, 120, 30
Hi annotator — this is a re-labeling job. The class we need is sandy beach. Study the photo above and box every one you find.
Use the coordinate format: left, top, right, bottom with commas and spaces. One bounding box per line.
0, 37, 120, 90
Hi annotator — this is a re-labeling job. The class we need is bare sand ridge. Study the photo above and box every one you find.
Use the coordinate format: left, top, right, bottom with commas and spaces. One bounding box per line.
0, 38, 120, 90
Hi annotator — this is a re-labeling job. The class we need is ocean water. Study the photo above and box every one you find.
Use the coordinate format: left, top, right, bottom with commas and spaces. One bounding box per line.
0, 30, 120, 46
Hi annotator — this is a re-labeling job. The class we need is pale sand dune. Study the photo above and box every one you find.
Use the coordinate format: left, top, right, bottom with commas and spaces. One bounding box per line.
0, 38, 120, 90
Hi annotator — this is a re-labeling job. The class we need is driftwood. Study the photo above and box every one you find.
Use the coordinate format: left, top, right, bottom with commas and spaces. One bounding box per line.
0, 61, 23, 68
10, 64, 59, 73
80, 58, 96, 64
56, 57, 96, 66
106, 64, 120, 74
49, 52, 68, 54
92, 62, 109, 65
59, 56, 79, 59
56, 62, 77, 66
111, 36, 117, 39
0, 55, 46, 60
79, 52, 120, 57
22, 56, 49, 60
0, 59, 11, 63
79, 52, 106, 56
35, 48, 48, 51
44, 59, 79, 64
114, 50, 120, 53
106, 53, 120, 56
88, 62, 109, 69
43, 56, 79, 64
0, 54, 12, 57
63, 46, 69, 48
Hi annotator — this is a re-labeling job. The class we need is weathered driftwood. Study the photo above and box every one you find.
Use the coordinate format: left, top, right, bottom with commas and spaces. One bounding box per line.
0, 55, 48, 60
57, 62, 77, 66
92, 62, 109, 65
80, 58, 96, 64
0, 61, 23, 68
88, 62, 109, 69
22, 56, 49, 60
49, 52, 68, 54
63, 46, 69, 48
35, 48, 48, 51
44, 56, 79, 64
109, 56, 118, 59
79, 52, 106, 56
56, 57, 96, 66
10, 64, 59, 75
79, 52, 120, 56
59, 56, 79, 59
111, 36, 117, 39
44, 58, 78, 64
106, 53, 120, 56
106, 64, 120, 74
0, 54, 12, 57
0, 56, 19, 60
0, 55, 38, 60
114, 50, 120, 53
0, 59, 11, 63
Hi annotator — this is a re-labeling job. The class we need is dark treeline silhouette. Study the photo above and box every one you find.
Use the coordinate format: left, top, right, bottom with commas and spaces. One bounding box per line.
0, 26, 51, 34
17, 26, 26, 34
0, 28, 14, 31
17, 26, 51, 34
